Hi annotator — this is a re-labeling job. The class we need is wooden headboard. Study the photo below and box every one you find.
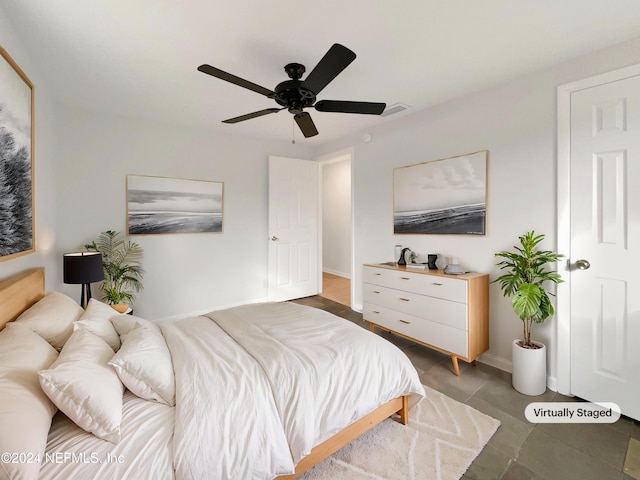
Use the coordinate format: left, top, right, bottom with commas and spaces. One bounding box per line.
0, 268, 45, 330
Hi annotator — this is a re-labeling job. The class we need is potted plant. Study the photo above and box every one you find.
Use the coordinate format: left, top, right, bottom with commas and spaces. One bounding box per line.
85, 230, 144, 312
493, 231, 563, 395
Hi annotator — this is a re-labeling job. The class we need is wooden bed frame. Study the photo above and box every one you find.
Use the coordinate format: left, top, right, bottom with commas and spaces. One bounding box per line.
277, 395, 408, 479
0, 267, 44, 330
0, 267, 410, 479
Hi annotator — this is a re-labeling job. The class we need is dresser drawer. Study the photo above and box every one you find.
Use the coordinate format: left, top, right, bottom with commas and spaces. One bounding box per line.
363, 304, 468, 357
363, 266, 467, 303
363, 283, 468, 330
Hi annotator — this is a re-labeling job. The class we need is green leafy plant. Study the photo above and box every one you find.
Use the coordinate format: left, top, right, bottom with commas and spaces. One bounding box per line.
493, 231, 563, 349
84, 230, 144, 306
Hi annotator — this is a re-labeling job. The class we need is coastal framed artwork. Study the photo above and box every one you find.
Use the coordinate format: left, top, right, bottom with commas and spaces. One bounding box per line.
127, 175, 224, 235
0, 46, 35, 261
393, 150, 488, 235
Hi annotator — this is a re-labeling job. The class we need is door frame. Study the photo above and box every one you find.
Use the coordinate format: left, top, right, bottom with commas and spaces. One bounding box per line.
317, 147, 355, 306
556, 62, 640, 395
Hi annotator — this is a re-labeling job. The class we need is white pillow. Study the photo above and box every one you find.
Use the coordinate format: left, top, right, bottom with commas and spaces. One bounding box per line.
38, 328, 124, 443
109, 322, 176, 406
111, 314, 160, 342
0, 324, 58, 480
13, 291, 84, 350
74, 298, 122, 351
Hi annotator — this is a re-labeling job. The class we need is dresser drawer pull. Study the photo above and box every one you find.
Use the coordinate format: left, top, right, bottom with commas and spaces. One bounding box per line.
374, 273, 382, 276
399, 297, 410, 302
399, 319, 411, 325
372, 310, 380, 314
432, 282, 443, 286
400, 277, 411, 280
372, 290, 380, 294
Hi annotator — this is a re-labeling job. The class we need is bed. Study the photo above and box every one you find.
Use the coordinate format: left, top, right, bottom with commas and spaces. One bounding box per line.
0, 268, 424, 480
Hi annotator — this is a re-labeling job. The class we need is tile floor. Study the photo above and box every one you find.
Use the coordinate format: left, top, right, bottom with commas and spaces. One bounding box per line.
291, 294, 640, 480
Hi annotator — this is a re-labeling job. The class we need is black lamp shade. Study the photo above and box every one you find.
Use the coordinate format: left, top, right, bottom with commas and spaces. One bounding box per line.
63, 252, 104, 284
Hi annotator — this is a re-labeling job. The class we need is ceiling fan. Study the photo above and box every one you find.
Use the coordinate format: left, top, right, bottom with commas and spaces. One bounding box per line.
197, 43, 386, 138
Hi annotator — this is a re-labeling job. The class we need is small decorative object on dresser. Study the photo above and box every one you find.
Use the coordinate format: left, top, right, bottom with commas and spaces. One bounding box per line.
397, 247, 412, 265
363, 263, 489, 375
444, 256, 465, 275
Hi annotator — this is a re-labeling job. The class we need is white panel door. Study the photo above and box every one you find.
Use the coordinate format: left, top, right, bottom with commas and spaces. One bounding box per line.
268, 156, 319, 301
570, 74, 640, 420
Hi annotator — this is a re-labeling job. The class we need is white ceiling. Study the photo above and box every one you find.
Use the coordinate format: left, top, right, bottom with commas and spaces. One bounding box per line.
4, 0, 640, 145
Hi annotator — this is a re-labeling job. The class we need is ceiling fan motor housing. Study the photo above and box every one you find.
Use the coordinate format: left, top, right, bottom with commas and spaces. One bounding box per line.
275, 63, 316, 114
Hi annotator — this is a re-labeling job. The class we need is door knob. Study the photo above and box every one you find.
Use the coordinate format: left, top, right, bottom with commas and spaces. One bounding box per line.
271, 236, 279, 241
575, 259, 591, 270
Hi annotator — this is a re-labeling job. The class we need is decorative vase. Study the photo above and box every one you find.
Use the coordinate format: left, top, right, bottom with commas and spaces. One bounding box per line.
398, 247, 411, 265
394, 245, 403, 264
111, 303, 130, 314
511, 339, 547, 396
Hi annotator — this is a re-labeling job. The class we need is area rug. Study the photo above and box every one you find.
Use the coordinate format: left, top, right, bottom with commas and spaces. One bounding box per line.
300, 385, 500, 480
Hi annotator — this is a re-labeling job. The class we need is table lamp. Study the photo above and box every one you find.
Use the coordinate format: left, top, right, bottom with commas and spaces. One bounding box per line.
63, 252, 104, 308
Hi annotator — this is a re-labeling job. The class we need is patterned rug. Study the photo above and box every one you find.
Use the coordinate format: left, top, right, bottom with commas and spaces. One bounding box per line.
300, 385, 500, 480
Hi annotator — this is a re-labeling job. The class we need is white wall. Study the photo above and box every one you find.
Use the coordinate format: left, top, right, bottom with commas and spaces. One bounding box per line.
0, 5, 60, 289
55, 107, 313, 320
314, 36, 640, 385
321, 157, 351, 278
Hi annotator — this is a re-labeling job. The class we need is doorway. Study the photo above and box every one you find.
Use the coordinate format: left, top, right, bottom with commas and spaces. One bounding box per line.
318, 150, 353, 307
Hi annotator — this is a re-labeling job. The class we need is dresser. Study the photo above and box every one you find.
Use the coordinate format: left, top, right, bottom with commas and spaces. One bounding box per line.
363, 263, 489, 375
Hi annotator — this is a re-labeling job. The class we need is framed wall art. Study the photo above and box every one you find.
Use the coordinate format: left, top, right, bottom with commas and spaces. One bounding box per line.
0, 46, 35, 261
393, 150, 488, 235
127, 175, 224, 235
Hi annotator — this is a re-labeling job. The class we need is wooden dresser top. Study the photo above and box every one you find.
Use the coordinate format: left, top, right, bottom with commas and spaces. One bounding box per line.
364, 262, 488, 280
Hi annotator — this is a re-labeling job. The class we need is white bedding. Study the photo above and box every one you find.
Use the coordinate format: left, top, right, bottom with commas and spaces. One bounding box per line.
40, 391, 174, 480
35, 301, 423, 480
163, 302, 424, 480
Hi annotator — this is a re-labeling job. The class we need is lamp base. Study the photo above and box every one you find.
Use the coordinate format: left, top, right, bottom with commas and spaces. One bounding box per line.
80, 283, 93, 309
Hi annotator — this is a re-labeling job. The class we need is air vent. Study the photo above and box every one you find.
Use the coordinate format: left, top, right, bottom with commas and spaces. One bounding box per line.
381, 102, 411, 117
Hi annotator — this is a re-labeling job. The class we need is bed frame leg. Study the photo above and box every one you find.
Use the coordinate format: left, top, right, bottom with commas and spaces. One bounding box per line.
398, 395, 409, 425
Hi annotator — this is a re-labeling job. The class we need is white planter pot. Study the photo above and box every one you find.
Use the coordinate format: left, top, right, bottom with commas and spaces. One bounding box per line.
511, 339, 547, 396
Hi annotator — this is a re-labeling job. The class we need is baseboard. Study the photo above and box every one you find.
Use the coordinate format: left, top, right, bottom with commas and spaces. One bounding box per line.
322, 268, 351, 279
477, 352, 512, 374
477, 352, 558, 392
155, 297, 271, 323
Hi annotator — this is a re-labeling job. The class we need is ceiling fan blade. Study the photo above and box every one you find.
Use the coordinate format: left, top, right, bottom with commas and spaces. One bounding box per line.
314, 100, 386, 115
198, 64, 276, 98
222, 108, 283, 124
301, 44, 356, 95
294, 112, 319, 138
